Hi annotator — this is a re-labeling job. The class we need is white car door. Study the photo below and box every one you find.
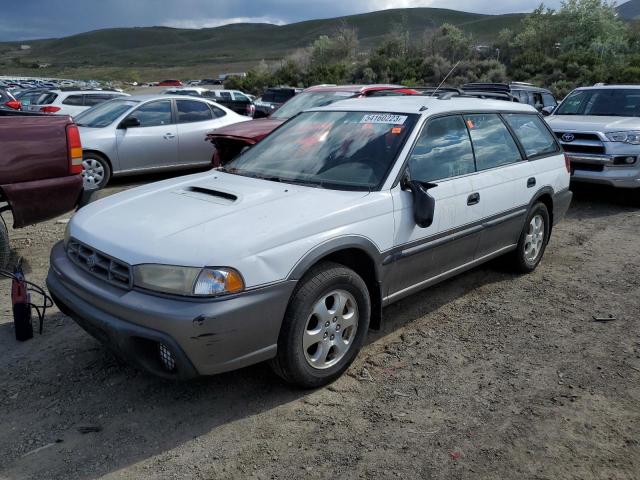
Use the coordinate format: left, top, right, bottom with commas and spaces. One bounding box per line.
116, 99, 179, 172
388, 115, 483, 300
175, 99, 231, 166
461, 113, 531, 258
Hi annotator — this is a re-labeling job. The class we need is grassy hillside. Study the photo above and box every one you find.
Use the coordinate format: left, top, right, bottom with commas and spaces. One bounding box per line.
0, 8, 525, 80
617, 0, 640, 19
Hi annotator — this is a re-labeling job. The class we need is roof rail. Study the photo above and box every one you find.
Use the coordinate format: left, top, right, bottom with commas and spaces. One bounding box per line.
462, 82, 510, 93
510, 81, 534, 87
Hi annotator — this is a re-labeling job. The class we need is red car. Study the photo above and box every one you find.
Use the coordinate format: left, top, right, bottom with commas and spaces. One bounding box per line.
158, 79, 183, 87
207, 84, 418, 165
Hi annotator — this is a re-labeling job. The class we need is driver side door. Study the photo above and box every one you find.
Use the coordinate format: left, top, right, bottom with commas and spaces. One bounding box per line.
116, 99, 179, 172
387, 115, 481, 301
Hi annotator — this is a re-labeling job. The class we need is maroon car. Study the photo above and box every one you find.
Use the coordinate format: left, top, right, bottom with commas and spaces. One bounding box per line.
158, 80, 183, 87
207, 84, 418, 165
0, 110, 84, 267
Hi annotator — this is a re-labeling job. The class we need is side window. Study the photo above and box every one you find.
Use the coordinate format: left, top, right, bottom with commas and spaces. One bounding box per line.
503, 114, 559, 158
84, 94, 112, 107
132, 100, 172, 127
532, 92, 544, 109
209, 105, 227, 118
232, 92, 249, 102
542, 93, 556, 107
62, 95, 84, 106
176, 100, 213, 123
408, 115, 475, 182
464, 114, 522, 171
219, 91, 232, 101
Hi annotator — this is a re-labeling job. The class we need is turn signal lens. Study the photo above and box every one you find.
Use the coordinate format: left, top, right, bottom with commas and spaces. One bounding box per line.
193, 268, 244, 296
66, 124, 83, 175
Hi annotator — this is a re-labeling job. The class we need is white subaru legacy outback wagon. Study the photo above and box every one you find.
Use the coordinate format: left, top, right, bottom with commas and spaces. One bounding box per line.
47, 96, 572, 387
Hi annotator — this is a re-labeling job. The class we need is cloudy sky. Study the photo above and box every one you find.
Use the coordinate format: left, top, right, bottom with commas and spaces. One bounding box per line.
0, 0, 567, 41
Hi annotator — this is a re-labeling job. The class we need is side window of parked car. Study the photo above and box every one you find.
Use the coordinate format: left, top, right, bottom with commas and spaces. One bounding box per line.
219, 91, 232, 101
84, 94, 115, 107
503, 114, 559, 158
62, 95, 84, 106
176, 100, 213, 123
408, 115, 475, 182
464, 114, 522, 171
542, 93, 556, 107
209, 105, 227, 118
233, 92, 249, 102
132, 100, 173, 127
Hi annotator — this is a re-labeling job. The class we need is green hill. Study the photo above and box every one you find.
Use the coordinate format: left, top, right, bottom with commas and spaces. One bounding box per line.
617, 0, 640, 19
0, 7, 525, 80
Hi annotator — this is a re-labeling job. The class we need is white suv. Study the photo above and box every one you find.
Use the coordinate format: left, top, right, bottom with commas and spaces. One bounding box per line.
23, 89, 129, 117
47, 96, 572, 387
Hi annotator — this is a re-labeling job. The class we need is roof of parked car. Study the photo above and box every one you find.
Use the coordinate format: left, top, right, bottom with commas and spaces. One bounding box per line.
310, 95, 538, 116
304, 84, 405, 93
573, 84, 640, 90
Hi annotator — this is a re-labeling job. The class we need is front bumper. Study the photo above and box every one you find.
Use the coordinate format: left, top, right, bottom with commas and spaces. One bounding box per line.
567, 153, 640, 189
47, 241, 296, 379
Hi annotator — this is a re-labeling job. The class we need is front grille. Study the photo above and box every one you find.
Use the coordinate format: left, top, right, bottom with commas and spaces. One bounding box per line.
66, 238, 132, 289
555, 132, 601, 142
562, 144, 606, 154
572, 162, 604, 172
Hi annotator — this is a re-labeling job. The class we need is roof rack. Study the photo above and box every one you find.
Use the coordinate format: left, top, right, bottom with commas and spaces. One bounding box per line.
462, 83, 511, 93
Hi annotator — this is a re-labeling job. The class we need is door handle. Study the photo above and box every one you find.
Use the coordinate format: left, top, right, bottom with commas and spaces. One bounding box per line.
467, 192, 480, 206
163, 133, 176, 139
527, 177, 536, 188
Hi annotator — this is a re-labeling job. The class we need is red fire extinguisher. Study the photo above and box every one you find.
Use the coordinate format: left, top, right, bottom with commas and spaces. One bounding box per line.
11, 263, 33, 341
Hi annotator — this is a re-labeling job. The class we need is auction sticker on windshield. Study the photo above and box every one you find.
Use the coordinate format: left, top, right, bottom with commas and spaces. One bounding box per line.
360, 114, 408, 124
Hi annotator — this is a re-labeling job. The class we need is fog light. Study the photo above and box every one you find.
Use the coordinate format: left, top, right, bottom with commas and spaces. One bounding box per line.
158, 343, 176, 372
625, 156, 636, 164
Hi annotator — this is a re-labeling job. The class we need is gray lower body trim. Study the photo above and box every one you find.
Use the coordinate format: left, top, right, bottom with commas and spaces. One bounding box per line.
383, 244, 517, 305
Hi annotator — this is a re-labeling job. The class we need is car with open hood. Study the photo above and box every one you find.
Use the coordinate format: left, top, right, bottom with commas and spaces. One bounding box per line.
48, 95, 571, 387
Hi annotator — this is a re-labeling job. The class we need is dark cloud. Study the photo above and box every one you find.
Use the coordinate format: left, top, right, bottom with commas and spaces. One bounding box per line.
0, 0, 563, 41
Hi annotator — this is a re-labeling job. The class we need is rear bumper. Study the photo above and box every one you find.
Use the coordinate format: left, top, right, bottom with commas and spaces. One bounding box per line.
47, 241, 296, 379
1, 174, 83, 227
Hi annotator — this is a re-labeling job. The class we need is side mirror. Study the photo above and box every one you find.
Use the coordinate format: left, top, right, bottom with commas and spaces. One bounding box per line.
118, 116, 140, 129
541, 106, 555, 116
402, 173, 437, 228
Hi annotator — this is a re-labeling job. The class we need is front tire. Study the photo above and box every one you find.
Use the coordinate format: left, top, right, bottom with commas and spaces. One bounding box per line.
510, 202, 550, 273
270, 261, 371, 388
82, 152, 111, 190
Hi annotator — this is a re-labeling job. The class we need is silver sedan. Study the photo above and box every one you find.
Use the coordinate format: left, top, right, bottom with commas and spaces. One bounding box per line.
74, 94, 250, 189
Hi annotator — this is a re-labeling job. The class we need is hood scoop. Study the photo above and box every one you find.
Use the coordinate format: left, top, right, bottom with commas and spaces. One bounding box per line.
173, 186, 238, 205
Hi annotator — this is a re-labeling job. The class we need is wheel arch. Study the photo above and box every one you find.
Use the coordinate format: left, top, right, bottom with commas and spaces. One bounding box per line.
287, 236, 384, 330
83, 149, 113, 170
529, 187, 555, 231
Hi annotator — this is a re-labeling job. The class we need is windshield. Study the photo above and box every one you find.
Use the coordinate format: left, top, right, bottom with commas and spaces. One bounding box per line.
75, 99, 139, 128
556, 89, 640, 117
223, 110, 418, 190
271, 91, 355, 119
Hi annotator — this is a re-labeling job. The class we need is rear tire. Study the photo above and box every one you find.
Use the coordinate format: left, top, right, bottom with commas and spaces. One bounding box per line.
0, 218, 9, 270
509, 202, 550, 273
82, 152, 111, 190
270, 261, 370, 388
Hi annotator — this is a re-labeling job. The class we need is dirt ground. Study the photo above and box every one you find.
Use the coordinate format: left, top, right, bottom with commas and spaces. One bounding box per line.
0, 177, 638, 480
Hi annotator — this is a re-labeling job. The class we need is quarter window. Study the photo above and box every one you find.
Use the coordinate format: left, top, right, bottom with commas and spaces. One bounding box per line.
503, 114, 559, 158
408, 115, 475, 182
62, 95, 84, 106
132, 100, 172, 127
176, 99, 213, 123
219, 91, 232, 101
464, 114, 522, 170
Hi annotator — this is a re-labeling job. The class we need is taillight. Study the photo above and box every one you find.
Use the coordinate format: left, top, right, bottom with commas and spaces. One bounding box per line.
66, 124, 83, 175
246, 104, 255, 117
564, 153, 571, 173
4, 100, 21, 110
40, 105, 61, 113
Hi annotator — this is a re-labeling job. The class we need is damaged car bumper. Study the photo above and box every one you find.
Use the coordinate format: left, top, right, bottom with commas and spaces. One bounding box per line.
46, 241, 296, 379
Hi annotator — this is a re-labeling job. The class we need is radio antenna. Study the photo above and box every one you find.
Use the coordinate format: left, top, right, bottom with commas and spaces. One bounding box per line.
431, 60, 461, 97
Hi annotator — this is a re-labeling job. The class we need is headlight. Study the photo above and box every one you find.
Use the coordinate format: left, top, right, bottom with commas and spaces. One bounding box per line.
133, 264, 244, 297
605, 131, 640, 145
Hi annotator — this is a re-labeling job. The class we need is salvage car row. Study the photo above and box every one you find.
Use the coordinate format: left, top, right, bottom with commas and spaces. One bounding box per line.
2, 80, 640, 387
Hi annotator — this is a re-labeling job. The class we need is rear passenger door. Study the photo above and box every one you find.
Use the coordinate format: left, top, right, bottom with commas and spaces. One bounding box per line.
389, 115, 482, 298
175, 99, 225, 166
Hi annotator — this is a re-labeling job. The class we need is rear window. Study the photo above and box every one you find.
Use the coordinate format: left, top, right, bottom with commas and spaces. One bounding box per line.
62, 95, 84, 106
503, 114, 559, 158
262, 90, 295, 103
176, 99, 213, 123
35, 92, 57, 105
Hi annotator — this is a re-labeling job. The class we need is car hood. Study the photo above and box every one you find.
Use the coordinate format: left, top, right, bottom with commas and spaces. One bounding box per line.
69, 171, 374, 286
206, 117, 286, 143
546, 115, 640, 133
